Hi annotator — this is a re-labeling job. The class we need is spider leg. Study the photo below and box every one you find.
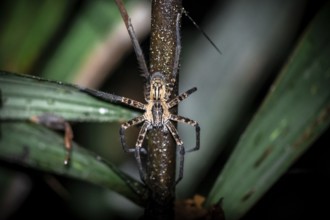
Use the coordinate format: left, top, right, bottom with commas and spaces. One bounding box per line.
114, 0, 149, 79
120, 115, 145, 153
134, 122, 150, 182
78, 87, 123, 103
78, 87, 146, 111
172, 12, 182, 77
120, 116, 149, 182
165, 121, 185, 184
169, 114, 200, 152
120, 97, 146, 110
144, 82, 151, 102
127, 19, 150, 79
167, 87, 197, 109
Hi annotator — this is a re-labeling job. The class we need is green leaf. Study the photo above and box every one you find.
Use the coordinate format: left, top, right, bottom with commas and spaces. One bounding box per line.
206, 2, 330, 220
41, 0, 122, 82
0, 71, 138, 121
0, 1, 72, 72
0, 122, 147, 206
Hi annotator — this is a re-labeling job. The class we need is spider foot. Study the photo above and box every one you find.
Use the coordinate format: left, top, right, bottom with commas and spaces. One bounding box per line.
176, 144, 185, 185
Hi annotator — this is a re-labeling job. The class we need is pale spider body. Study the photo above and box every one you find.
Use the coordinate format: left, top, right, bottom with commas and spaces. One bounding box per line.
119, 71, 199, 183
146, 72, 170, 128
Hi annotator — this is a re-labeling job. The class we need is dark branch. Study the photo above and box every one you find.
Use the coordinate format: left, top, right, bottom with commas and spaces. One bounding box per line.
144, 0, 182, 219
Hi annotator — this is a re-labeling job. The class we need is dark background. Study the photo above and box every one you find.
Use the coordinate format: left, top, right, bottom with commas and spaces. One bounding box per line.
1, 0, 329, 219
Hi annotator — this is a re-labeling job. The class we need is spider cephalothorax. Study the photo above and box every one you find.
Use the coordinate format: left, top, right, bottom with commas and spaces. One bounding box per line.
150, 72, 167, 100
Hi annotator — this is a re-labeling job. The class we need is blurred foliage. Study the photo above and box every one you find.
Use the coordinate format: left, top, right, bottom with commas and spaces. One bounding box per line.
206, 2, 330, 219
0, 0, 73, 73
41, 0, 121, 82
0, 122, 147, 205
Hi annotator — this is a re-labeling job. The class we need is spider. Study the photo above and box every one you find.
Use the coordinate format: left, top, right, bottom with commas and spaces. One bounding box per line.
119, 73, 200, 184
32, 2, 200, 184
113, 4, 200, 184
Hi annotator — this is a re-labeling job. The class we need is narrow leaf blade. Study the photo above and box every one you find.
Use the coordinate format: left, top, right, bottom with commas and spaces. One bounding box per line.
206, 3, 330, 220
0, 122, 147, 205
0, 71, 137, 122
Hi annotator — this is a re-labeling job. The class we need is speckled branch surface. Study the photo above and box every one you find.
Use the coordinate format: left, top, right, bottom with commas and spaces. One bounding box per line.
144, 0, 182, 218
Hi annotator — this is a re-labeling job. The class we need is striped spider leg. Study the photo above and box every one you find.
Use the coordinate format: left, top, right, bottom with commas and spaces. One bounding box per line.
113, 1, 200, 183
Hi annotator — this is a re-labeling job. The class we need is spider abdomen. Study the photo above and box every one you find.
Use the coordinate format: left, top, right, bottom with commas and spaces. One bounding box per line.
150, 101, 169, 128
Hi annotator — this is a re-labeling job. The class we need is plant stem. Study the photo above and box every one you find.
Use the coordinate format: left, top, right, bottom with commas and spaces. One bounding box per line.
144, 0, 182, 218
